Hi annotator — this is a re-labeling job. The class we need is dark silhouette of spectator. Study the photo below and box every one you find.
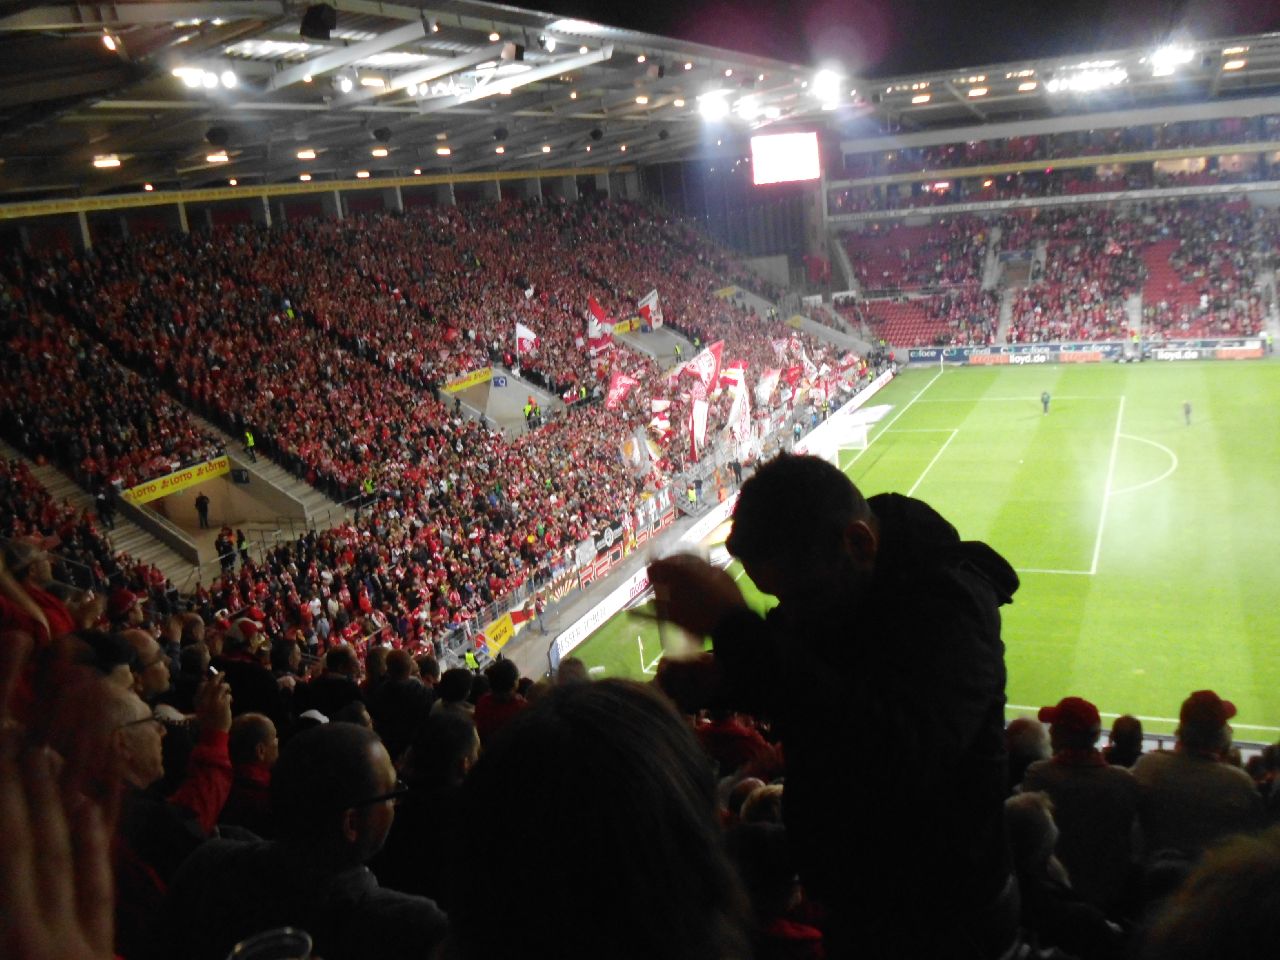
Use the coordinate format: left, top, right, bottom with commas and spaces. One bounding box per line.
1021, 697, 1140, 915
295, 644, 363, 720
211, 619, 280, 724
649, 454, 1020, 959
1132, 690, 1265, 861
1104, 714, 1145, 768
446, 679, 750, 960
1005, 792, 1126, 960
369, 649, 433, 764
220, 712, 279, 838
162, 723, 447, 960
370, 709, 479, 903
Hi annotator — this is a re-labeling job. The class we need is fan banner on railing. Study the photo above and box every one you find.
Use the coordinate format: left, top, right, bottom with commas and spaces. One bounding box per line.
605, 370, 640, 410
690, 398, 710, 462
781, 365, 804, 387
638, 288, 664, 328
515, 322, 539, 356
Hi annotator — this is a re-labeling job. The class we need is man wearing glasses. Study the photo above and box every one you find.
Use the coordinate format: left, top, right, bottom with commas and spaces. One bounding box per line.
162, 722, 448, 960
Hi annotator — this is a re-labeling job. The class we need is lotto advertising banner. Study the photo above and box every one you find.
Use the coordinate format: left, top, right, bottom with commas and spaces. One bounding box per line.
442, 366, 493, 393
122, 455, 231, 505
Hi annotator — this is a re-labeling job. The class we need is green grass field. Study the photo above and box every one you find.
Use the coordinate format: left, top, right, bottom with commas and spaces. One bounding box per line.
569, 362, 1280, 737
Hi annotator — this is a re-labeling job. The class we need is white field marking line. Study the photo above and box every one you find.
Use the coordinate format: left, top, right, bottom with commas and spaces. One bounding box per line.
913, 396, 1115, 403
891, 427, 958, 433
906, 428, 959, 497
1089, 395, 1126, 576
1008, 705, 1280, 734
637, 635, 661, 675
1110, 433, 1179, 497
1015, 567, 1093, 576
845, 369, 944, 468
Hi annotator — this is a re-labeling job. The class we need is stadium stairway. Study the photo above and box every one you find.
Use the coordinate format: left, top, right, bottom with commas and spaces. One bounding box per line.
790, 315, 874, 355
996, 289, 1016, 343
182, 412, 354, 531
981, 224, 1004, 290
1126, 293, 1143, 335
0, 439, 196, 590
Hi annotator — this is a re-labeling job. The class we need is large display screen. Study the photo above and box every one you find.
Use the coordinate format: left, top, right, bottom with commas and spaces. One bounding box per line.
750, 131, 821, 185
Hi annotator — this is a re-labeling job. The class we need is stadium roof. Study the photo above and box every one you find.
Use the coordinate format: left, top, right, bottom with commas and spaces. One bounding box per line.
3, 2, 1280, 201
851, 32, 1280, 133
0, 0, 830, 198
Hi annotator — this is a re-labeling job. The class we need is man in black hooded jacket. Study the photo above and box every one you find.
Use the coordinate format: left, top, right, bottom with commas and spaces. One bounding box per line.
650, 454, 1020, 960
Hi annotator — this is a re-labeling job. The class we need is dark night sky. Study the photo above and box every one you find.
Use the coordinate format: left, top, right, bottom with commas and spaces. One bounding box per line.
537, 0, 1280, 76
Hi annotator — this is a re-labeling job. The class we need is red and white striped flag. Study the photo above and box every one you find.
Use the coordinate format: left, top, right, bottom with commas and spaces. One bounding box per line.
680, 340, 724, 395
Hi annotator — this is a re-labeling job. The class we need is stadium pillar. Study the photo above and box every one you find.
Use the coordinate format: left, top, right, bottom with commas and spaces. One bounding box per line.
117, 215, 130, 239
594, 173, 610, 197
176, 201, 189, 234
17, 224, 31, 252
445, 181, 456, 206
480, 179, 501, 203
322, 190, 343, 221
543, 176, 575, 201
249, 195, 271, 228
76, 210, 92, 250
384, 185, 404, 212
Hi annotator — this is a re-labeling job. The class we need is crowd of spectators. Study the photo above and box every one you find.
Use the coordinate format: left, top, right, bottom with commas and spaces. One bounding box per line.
9, 573, 1280, 960
843, 216, 989, 291
3, 198, 848, 653
0, 306, 225, 492
841, 113, 1280, 178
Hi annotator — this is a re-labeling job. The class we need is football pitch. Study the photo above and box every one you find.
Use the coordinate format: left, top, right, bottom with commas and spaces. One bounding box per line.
568, 361, 1280, 738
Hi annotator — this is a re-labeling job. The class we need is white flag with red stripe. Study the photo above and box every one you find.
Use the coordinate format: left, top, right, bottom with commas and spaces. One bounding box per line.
718, 359, 748, 390
756, 367, 781, 404
689, 398, 709, 461
515, 322, 538, 356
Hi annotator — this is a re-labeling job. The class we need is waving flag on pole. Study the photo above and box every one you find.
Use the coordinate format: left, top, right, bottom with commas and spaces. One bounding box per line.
605, 370, 640, 410
586, 297, 615, 356
756, 368, 781, 404
638, 289, 664, 328
515, 322, 539, 357
680, 340, 724, 395
689, 398, 710, 461
726, 376, 753, 458
718, 359, 748, 390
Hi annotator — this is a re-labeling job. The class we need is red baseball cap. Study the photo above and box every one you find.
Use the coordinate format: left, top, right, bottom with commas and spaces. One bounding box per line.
1179, 690, 1237, 730
109, 587, 145, 618
1038, 696, 1101, 734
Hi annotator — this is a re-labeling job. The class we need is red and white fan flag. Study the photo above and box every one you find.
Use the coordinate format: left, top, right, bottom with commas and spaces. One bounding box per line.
756, 368, 781, 404
680, 340, 724, 395
605, 370, 640, 410
718, 359, 748, 390
638, 289, 664, 328
689, 398, 710, 461
771, 338, 789, 360
726, 375, 752, 447
515, 322, 539, 356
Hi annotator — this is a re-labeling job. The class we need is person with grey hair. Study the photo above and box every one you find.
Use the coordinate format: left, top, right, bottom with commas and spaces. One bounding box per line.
1132, 690, 1264, 861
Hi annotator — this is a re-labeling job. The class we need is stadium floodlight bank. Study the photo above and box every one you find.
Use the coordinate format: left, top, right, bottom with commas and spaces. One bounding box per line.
907, 337, 1267, 366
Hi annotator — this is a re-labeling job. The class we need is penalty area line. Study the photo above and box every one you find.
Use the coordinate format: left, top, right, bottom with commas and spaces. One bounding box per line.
1090, 395, 1126, 576
845, 369, 945, 471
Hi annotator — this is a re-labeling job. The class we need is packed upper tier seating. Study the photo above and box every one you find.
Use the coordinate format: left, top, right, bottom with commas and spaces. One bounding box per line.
4, 199, 850, 647
842, 113, 1280, 178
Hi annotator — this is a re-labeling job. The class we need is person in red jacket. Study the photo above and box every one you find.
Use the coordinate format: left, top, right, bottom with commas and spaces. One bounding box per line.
473, 659, 526, 746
